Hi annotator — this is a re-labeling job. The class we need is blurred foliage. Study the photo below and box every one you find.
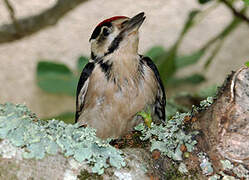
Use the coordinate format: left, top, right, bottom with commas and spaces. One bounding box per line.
37, 56, 88, 123
197, 85, 218, 98
145, 4, 242, 86
198, 0, 212, 4
245, 61, 249, 67
37, 56, 88, 96
36, 0, 248, 123
43, 112, 75, 124
244, 0, 249, 5
199, 0, 249, 6
166, 84, 218, 119
37, 61, 78, 96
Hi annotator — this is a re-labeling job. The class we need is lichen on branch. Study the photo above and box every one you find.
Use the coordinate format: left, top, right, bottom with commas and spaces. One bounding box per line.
0, 103, 125, 175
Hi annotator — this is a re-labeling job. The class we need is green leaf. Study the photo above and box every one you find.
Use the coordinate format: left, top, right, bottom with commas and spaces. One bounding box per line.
157, 46, 178, 85
243, 0, 249, 6
77, 56, 89, 72
220, 18, 240, 39
137, 111, 152, 128
204, 40, 223, 69
37, 61, 72, 76
154, 10, 201, 85
181, 10, 200, 36
175, 49, 205, 69
37, 61, 77, 96
166, 100, 189, 119
168, 74, 205, 86
145, 46, 165, 63
197, 85, 218, 98
245, 61, 249, 67
198, 0, 212, 4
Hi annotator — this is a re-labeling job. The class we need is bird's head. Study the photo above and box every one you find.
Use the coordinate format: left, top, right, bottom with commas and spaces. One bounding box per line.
89, 12, 146, 59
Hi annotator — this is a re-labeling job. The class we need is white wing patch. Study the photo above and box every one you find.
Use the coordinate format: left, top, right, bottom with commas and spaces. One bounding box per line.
77, 78, 89, 111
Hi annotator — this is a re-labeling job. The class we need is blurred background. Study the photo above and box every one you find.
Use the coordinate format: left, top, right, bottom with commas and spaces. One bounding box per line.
0, 0, 248, 123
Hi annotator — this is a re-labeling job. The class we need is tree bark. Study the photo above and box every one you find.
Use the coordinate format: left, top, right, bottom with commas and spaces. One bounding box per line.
0, 0, 89, 44
194, 66, 249, 172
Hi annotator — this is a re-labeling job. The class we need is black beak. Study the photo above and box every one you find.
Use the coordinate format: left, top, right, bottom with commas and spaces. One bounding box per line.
123, 12, 146, 33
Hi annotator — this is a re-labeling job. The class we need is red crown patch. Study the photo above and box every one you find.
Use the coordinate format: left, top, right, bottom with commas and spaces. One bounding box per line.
97, 16, 128, 27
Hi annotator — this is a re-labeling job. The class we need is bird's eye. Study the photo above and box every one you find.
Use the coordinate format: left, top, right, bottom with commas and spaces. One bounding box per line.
102, 27, 111, 37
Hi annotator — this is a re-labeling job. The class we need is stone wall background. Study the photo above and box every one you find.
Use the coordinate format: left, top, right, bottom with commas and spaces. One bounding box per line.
0, 0, 248, 118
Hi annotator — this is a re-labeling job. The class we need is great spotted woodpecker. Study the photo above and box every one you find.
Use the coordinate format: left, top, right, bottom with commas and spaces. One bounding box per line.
75, 12, 166, 139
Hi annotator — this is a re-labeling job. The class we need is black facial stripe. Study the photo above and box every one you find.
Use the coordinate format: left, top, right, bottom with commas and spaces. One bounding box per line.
98, 60, 113, 80
89, 22, 112, 41
104, 32, 124, 56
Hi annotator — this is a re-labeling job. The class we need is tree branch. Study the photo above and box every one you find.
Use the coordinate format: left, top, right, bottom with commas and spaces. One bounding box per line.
0, 0, 90, 44
195, 66, 249, 168
220, 0, 249, 25
3, 0, 17, 25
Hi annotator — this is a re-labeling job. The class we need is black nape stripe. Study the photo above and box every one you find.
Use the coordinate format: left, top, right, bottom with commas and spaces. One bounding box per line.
98, 60, 113, 80
91, 52, 97, 60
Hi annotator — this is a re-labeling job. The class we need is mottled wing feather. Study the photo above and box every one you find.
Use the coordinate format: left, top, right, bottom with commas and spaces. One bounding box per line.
142, 56, 166, 121
75, 62, 95, 122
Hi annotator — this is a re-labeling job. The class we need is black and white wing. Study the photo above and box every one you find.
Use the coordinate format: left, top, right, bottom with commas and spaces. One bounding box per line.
75, 62, 95, 122
142, 56, 166, 121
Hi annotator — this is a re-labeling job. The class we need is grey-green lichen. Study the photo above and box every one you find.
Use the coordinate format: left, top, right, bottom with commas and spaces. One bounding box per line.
178, 162, 188, 174
0, 103, 125, 175
208, 160, 249, 179
199, 97, 213, 108
232, 164, 249, 179
0, 139, 23, 159
135, 112, 198, 161
208, 174, 221, 180
134, 97, 214, 161
192, 96, 214, 113
220, 159, 249, 179
214, 171, 238, 180
0, 97, 215, 177
198, 152, 213, 176
220, 160, 233, 170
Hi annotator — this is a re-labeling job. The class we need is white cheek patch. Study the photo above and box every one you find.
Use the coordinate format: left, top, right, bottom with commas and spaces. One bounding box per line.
90, 27, 125, 57
109, 33, 116, 42
107, 30, 120, 46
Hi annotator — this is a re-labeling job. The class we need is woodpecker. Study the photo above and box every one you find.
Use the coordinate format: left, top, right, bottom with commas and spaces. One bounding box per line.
75, 12, 166, 139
